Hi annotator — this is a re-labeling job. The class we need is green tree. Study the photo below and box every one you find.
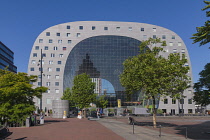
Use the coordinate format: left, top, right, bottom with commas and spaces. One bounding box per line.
191, 1, 210, 46
71, 73, 96, 117
61, 87, 76, 108
96, 95, 108, 109
0, 69, 47, 126
120, 38, 190, 127
193, 63, 210, 108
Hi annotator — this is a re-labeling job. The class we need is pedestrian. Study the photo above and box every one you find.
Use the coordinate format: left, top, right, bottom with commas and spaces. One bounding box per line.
97, 111, 100, 119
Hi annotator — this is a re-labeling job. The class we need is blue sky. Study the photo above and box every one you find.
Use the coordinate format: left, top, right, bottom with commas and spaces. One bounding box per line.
0, 0, 208, 83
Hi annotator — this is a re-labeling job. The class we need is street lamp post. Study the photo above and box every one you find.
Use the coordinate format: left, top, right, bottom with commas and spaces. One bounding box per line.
40, 49, 43, 111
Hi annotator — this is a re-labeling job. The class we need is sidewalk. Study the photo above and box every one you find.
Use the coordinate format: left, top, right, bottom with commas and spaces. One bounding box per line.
3, 118, 125, 140
98, 118, 191, 140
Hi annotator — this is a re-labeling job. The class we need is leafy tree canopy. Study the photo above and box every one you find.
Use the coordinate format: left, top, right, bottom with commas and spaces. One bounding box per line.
191, 1, 210, 46
61, 87, 76, 108
71, 73, 96, 109
120, 38, 191, 127
193, 63, 210, 106
0, 69, 47, 126
95, 95, 108, 109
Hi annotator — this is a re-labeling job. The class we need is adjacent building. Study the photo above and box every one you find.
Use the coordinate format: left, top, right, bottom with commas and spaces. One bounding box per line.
0, 41, 17, 73
28, 21, 195, 114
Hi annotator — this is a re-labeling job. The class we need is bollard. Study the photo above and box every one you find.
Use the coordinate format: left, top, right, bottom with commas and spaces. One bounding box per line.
159, 125, 161, 137
185, 127, 188, 139
133, 122, 134, 134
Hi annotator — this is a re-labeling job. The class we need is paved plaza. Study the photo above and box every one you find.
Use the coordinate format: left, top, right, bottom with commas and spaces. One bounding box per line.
1, 116, 210, 140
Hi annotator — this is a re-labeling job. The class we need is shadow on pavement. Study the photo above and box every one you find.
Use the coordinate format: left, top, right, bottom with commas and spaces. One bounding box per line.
175, 121, 210, 139
0, 127, 13, 140
14, 137, 27, 140
135, 121, 178, 127
39, 119, 68, 126
133, 119, 210, 139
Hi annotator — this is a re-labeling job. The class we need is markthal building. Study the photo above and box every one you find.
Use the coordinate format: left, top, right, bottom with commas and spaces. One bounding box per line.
28, 21, 195, 114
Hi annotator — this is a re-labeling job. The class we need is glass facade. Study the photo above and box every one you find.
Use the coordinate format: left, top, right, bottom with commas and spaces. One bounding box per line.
0, 41, 17, 72
63, 35, 141, 106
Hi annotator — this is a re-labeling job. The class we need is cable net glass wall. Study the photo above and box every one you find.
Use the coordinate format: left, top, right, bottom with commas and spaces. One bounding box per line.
63, 35, 141, 106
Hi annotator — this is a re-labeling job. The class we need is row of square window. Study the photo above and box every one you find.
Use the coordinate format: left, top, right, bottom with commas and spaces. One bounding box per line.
32, 48, 185, 58
31, 67, 61, 72
35, 46, 68, 51
173, 49, 185, 53
42, 34, 176, 41
163, 98, 192, 104
65, 25, 162, 33
38, 38, 182, 48
38, 81, 59, 87
38, 74, 60, 79
45, 89, 59, 94
35, 42, 182, 52
31, 60, 62, 65
39, 39, 72, 44
33, 53, 64, 57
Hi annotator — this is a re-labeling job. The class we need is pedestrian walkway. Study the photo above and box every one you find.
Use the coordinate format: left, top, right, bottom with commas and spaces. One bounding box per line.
98, 118, 191, 140
3, 118, 125, 140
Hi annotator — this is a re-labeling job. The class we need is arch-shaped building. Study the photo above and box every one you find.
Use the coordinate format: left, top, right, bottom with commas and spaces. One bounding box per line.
28, 21, 195, 114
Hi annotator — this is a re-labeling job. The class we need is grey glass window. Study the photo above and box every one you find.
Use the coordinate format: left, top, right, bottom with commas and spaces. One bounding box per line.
162, 35, 166, 39
79, 26, 83, 30
51, 53, 55, 57
67, 25, 70, 29
164, 99, 168, 104
188, 99, 192, 104
67, 33, 71, 37
68, 40, 72, 44
172, 99, 176, 104
55, 82, 59, 86
49, 39, 53, 43
44, 46, 48, 50
63, 47, 67, 50
35, 46, 39, 50
57, 33, 60, 36
141, 28, 144, 31
46, 32, 50, 36
33, 53, 37, 57
104, 27, 108, 30
39, 67, 43, 72
188, 109, 192, 113
180, 99, 184, 104
31, 60, 36, 64
54, 47, 58, 50
92, 26, 96, 30
30, 67, 34, 71
77, 33, 81, 37
42, 53, 46, 57
58, 61, 62, 64
39, 39, 43, 43
172, 35, 175, 39
56, 68, 60, 72
46, 82, 50, 86
153, 35, 156, 39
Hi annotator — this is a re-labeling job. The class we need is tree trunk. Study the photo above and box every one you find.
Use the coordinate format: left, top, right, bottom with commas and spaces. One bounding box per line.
152, 96, 157, 128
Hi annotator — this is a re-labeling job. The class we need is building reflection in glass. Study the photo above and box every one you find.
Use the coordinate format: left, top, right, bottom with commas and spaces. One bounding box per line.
63, 35, 142, 106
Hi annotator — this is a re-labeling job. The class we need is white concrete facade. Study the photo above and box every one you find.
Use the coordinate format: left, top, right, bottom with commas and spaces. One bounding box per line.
28, 21, 195, 114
